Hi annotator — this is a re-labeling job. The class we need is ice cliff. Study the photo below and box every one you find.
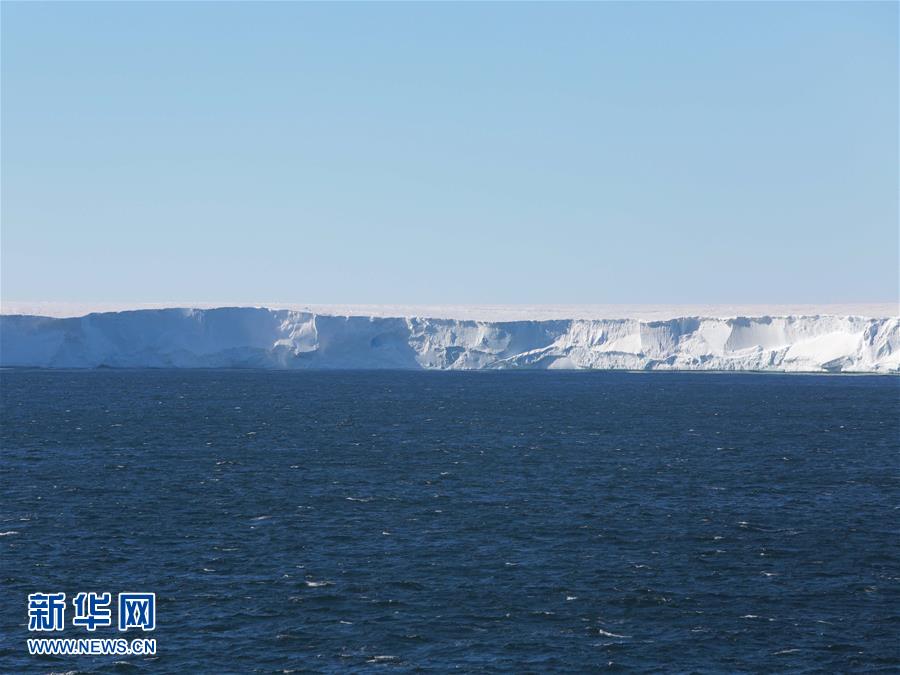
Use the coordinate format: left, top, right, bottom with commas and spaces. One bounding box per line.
1, 307, 897, 372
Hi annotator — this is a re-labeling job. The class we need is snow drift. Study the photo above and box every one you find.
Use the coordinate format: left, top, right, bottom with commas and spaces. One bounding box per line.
0, 308, 897, 373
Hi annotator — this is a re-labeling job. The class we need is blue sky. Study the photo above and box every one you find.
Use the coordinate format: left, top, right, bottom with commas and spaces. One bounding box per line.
2, 2, 897, 305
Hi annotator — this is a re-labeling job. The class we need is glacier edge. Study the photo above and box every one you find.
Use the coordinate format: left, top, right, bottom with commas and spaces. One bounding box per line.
0, 308, 897, 373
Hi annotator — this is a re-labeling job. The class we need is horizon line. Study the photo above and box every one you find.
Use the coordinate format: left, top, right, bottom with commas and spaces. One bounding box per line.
2, 301, 898, 321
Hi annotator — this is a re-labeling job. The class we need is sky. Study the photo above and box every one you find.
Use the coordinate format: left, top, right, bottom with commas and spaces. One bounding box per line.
1, 2, 897, 307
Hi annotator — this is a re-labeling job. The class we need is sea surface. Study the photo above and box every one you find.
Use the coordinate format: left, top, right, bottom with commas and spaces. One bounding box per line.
1, 370, 898, 673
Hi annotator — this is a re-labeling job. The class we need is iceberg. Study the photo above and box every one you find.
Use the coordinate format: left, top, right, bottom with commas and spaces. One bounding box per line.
1, 307, 897, 372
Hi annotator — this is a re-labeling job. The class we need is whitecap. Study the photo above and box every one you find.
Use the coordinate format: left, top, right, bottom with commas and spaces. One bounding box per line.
0, 531, 19, 536
596, 628, 629, 638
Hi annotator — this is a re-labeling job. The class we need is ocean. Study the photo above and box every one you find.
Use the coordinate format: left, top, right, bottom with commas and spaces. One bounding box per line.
1, 370, 898, 672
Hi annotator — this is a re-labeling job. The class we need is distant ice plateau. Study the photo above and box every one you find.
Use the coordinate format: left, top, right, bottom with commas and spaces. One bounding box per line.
1, 306, 897, 372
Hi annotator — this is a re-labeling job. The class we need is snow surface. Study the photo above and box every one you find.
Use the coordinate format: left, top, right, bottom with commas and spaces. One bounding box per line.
1, 307, 897, 372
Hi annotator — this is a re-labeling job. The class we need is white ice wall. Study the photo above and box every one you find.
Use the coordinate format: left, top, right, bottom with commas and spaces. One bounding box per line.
1, 308, 897, 372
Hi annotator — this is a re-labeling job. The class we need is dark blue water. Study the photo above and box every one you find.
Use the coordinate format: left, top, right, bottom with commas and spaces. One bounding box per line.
1, 370, 898, 673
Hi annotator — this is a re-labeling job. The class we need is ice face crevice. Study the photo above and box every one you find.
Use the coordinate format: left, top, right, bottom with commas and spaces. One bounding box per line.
0, 308, 897, 372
